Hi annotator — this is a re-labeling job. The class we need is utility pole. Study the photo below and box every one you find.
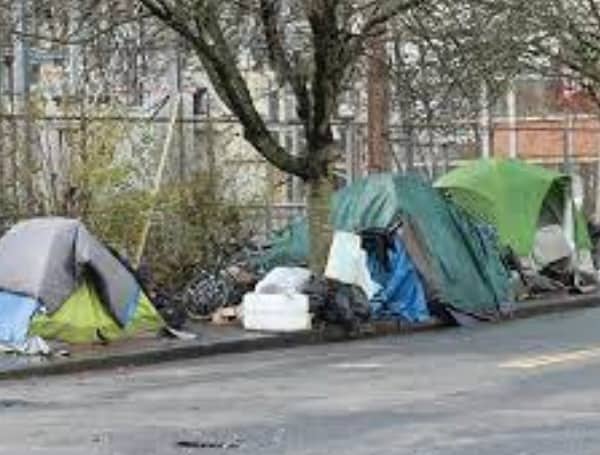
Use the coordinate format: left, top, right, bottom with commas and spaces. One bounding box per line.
367, 29, 389, 173
5, 53, 18, 212
16, 0, 34, 211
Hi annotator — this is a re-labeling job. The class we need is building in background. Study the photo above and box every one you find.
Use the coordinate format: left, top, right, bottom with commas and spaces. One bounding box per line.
2, 3, 600, 227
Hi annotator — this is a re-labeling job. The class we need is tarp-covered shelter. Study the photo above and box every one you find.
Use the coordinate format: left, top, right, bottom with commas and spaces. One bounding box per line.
262, 174, 509, 319
0, 218, 164, 345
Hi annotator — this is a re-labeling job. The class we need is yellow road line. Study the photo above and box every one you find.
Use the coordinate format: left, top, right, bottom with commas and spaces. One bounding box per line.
500, 347, 600, 369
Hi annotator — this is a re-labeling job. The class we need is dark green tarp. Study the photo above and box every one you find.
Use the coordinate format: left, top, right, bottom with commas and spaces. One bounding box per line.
262, 174, 509, 317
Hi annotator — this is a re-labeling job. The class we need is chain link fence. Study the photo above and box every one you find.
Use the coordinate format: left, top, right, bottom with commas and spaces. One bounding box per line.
0, 110, 599, 274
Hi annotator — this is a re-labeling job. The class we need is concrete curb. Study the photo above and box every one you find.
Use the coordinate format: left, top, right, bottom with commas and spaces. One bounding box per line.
0, 293, 598, 381
510, 293, 600, 318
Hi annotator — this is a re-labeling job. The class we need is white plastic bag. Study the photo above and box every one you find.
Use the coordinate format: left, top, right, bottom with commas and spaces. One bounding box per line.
255, 267, 312, 294
325, 231, 380, 299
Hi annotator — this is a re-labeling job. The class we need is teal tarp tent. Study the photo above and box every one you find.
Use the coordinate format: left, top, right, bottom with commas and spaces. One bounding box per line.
262, 174, 509, 317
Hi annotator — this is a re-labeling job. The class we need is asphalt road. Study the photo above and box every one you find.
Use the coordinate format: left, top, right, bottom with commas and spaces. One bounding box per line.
4, 307, 600, 454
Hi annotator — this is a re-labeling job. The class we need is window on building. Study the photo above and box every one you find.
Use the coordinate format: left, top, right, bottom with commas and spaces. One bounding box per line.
515, 77, 564, 118
284, 132, 294, 201
492, 94, 508, 118
284, 87, 296, 122
0, 60, 7, 94
29, 63, 41, 86
268, 82, 280, 122
193, 87, 208, 116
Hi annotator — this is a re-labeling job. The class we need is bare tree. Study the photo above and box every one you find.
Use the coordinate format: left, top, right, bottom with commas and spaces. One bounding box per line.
0, 1, 176, 216
105, 0, 428, 270
388, 0, 534, 171
466, 0, 600, 111
7, 0, 550, 270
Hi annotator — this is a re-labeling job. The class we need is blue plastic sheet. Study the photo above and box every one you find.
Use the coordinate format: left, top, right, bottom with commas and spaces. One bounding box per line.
0, 292, 39, 345
367, 237, 430, 323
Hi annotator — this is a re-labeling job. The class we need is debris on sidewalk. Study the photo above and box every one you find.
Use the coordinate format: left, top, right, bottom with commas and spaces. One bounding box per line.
176, 439, 242, 450
242, 293, 311, 332
0, 161, 599, 360
438, 158, 600, 300
168, 252, 261, 321
259, 174, 510, 327
211, 306, 241, 326
162, 326, 198, 340
324, 232, 380, 299
0, 336, 51, 356
255, 267, 311, 294
304, 277, 371, 333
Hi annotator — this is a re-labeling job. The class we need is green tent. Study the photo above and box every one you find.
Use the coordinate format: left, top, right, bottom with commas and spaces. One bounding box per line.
30, 280, 164, 344
262, 174, 509, 317
435, 158, 591, 256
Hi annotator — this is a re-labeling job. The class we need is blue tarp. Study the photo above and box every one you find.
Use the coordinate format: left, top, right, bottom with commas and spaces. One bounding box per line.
367, 237, 430, 323
0, 292, 39, 345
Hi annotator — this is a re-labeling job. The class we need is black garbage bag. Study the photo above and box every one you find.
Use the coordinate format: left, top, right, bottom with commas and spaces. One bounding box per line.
303, 277, 371, 333
331, 283, 371, 332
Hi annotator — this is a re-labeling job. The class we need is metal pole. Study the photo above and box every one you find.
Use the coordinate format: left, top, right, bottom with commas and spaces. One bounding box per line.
176, 41, 185, 182
18, 0, 34, 211
344, 121, 353, 184
480, 81, 490, 158
6, 54, 18, 214
507, 81, 518, 159
562, 109, 574, 175
134, 94, 181, 268
0, 51, 4, 192
206, 94, 215, 190
595, 127, 600, 223
566, 111, 574, 174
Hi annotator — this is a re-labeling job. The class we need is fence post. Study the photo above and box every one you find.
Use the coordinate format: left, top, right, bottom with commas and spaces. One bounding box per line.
6, 54, 18, 215
480, 81, 490, 158
595, 130, 600, 223
565, 112, 575, 173
345, 121, 354, 184
0, 52, 4, 197
507, 81, 518, 158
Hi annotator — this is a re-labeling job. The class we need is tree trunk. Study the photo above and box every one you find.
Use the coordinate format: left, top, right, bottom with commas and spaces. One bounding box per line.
306, 174, 334, 274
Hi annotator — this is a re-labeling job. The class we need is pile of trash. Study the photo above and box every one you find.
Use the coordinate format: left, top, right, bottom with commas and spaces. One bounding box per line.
242, 266, 371, 334
168, 160, 600, 335
196, 173, 511, 333
139, 243, 266, 328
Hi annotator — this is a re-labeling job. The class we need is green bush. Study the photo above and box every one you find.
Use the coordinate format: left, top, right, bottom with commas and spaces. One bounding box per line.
1, 103, 262, 292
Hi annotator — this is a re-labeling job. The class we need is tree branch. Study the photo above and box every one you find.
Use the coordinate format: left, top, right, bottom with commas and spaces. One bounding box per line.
139, 0, 311, 178
259, 0, 311, 127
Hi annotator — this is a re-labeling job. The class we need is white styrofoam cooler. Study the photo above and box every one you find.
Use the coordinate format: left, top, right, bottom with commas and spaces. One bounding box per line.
242, 293, 311, 332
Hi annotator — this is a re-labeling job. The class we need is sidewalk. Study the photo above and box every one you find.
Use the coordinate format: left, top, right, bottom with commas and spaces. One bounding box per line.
0, 292, 598, 380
